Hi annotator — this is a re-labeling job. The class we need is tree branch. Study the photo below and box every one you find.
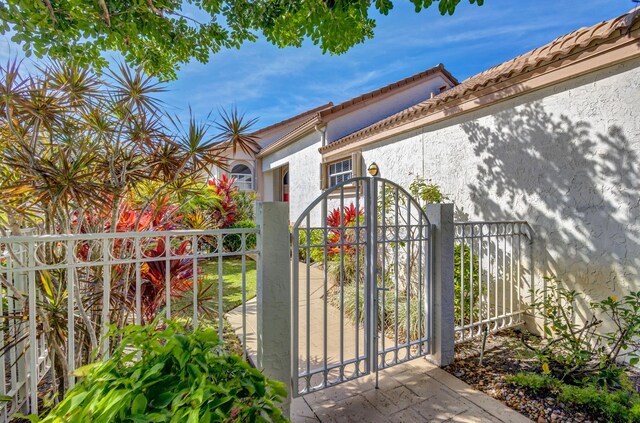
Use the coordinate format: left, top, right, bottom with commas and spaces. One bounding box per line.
146, 0, 163, 17
41, 0, 57, 24
97, 0, 111, 27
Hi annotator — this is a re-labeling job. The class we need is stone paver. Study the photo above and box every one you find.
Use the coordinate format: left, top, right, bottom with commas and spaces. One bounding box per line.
227, 263, 532, 423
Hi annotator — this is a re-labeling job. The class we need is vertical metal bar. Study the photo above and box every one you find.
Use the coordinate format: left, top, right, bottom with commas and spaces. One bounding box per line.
8, 245, 17, 414
193, 235, 199, 329
135, 237, 142, 325
101, 238, 111, 358
479, 225, 484, 333
405, 198, 411, 357
322, 197, 328, 384
217, 234, 223, 339
502, 226, 506, 327
509, 225, 514, 323
291, 227, 300, 396
393, 186, 399, 358
66, 240, 76, 387
494, 225, 499, 330
241, 233, 247, 360
0, 246, 7, 422
460, 232, 465, 340
165, 235, 171, 319
354, 183, 361, 373
517, 227, 522, 316
379, 182, 386, 366
28, 242, 37, 413
469, 225, 475, 339
339, 185, 345, 378
418, 211, 424, 355
368, 178, 379, 386
305, 215, 311, 390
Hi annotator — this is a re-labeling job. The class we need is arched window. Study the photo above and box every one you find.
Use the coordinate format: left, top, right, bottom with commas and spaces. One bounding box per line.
231, 164, 253, 191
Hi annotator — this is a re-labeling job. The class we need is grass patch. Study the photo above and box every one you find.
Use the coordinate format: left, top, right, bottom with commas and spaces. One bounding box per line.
200, 257, 257, 312
171, 258, 257, 355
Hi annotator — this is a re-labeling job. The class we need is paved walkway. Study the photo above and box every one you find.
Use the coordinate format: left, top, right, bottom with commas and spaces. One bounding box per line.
227, 263, 531, 423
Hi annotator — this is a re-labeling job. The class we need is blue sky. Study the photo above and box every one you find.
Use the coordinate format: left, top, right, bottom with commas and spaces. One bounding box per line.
1, 1, 636, 129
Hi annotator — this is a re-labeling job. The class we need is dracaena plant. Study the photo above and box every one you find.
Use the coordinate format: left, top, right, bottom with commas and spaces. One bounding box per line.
0, 59, 259, 398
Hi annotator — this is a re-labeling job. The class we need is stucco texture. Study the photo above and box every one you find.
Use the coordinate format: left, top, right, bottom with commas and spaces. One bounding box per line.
362, 58, 640, 322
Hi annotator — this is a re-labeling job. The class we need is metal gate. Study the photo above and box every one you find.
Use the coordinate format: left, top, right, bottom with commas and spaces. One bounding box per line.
291, 176, 432, 396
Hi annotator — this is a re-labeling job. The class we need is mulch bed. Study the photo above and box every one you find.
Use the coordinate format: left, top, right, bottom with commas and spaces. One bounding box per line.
444, 328, 635, 423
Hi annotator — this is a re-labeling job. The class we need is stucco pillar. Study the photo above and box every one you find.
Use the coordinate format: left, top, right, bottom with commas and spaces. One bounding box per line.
256, 202, 291, 416
425, 203, 455, 366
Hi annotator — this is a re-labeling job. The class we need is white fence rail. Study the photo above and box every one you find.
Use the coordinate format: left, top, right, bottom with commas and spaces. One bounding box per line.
453, 221, 533, 343
0, 228, 258, 419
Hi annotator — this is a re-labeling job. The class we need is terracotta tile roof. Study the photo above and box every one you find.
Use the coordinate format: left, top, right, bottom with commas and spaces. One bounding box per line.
321, 8, 640, 154
258, 64, 457, 157
252, 102, 333, 136
318, 64, 459, 119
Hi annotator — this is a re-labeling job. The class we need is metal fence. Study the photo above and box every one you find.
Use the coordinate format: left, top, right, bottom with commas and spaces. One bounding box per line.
453, 221, 533, 343
0, 228, 258, 419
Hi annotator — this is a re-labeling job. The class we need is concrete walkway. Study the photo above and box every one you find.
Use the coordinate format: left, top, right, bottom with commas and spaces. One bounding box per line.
227, 263, 531, 423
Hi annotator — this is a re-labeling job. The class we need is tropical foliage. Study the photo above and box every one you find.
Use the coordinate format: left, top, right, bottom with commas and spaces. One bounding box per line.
0, 60, 259, 396
35, 321, 288, 423
0, 0, 483, 80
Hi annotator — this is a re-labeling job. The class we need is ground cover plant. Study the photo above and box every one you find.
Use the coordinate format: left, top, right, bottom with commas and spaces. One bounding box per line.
31, 320, 287, 423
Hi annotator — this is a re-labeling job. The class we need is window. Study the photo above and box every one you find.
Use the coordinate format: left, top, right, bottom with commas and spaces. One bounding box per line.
329, 158, 352, 187
231, 164, 253, 191
320, 152, 362, 190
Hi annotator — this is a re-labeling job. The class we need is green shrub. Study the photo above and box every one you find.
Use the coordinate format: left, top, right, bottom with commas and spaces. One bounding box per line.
558, 384, 640, 423
505, 372, 560, 394
526, 281, 640, 385
296, 228, 326, 263
223, 219, 257, 252
508, 371, 640, 423
454, 243, 481, 326
232, 191, 256, 222
409, 176, 449, 205
36, 321, 288, 423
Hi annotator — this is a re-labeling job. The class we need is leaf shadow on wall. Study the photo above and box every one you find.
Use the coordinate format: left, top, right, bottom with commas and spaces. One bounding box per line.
460, 101, 640, 314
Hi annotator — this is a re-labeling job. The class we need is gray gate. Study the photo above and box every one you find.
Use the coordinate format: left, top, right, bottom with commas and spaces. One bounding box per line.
291, 176, 432, 396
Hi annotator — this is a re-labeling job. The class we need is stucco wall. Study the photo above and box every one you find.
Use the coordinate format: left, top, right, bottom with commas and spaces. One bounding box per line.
261, 131, 324, 224
360, 58, 640, 322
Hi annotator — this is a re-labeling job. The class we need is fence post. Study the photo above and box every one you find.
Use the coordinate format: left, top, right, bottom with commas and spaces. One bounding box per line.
256, 202, 291, 417
426, 203, 455, 366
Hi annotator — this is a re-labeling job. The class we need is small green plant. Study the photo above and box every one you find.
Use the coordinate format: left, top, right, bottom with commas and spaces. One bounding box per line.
223, 219, 257, 252
525, 281, 640, 386
409, 176, 449, 205
35, 321, 288, 423
296, 228, 328, 263
505, 372, 561, 394
454, 243, 481, 325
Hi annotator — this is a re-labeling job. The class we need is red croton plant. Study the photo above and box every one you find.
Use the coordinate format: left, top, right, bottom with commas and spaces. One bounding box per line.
326, 203, 365, 256
74, 197, 201, 324
207, 174, 238, 228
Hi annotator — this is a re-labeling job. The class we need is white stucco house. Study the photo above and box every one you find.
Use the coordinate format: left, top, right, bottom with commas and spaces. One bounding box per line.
220, 9, 640, 308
